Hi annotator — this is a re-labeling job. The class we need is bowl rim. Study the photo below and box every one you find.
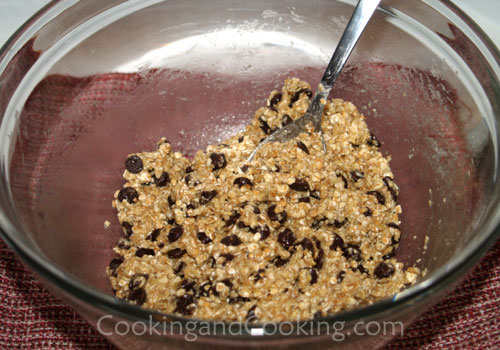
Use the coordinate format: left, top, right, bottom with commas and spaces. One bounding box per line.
1, 0, 500, 337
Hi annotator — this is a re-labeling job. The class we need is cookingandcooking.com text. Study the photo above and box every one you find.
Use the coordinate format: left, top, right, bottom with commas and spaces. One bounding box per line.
97, 315, 403, 341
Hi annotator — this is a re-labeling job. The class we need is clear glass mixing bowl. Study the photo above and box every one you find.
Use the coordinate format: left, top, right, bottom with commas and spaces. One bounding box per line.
0, 0, 499, 349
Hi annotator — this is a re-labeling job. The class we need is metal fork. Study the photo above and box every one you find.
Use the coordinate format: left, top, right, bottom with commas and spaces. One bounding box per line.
247, 0, 381, 162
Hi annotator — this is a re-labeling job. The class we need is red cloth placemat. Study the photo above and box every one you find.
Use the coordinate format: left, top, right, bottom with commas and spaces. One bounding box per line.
1, 41, 499, 349
1, 237, 499, 349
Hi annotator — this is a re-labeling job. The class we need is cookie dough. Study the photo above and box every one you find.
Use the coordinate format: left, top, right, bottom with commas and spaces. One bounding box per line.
107, 78, 420, 322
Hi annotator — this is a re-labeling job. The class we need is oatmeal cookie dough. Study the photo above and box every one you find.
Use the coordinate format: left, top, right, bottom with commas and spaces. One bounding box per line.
107, 78, 420, 322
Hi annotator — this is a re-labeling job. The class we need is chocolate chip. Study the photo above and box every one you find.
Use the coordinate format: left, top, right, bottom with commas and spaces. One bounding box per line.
363, 208, 373, 217
200, 190, 217, 204
374, 262, 395, 279
197, 231, 212, 244
273, 255, 289, 267
274, 165, 281, 172
233, 177, 253, 188
367, 190, 386, 205
155, 172, 170, 187
331, 218, 348, 228
118, 187, 139, 204
253, 206, 261, 214
382, 176, 399, 202
199, 281, 212, 297
367, 133, 381, 147
337, 271, 346, 283
391, 236, 400, 245
338, 174, 348, 189
259, 225, 271, 241
296, 141, 310, 154
221, 279, 233, 288
167, 248, 186, 259
174, 262, 185, 274
343, 244, 362, 261
221, 234, 242, 246
330, 234, 345, 251
266, 206, 276, 220
225, 212, 241, 227
237, 221, 249, 229
108, 256, 124, 276
311, 218, 326, 230
259, 117, 275, 135
282, 114, 293, 127
310, 190, 321, 200
146, 228, 162, 242
210, 286, 220, 297
387, 222, 401, 230
128, 288, 147, 305
314, 246, 325, 270
129, 273, 148, 290
185, 174, 200, 187
238, 136, 244, 143
278, 228, 295, 250
289, 88, 313, 107
241, 164, 249, 173
250, 225, 271, 241
125, 155, 143, 174
174, 294, 196, 315
135, 248, 155, 257
229, 295, 251, 304
209, 152, 227, 171
246, 305, 257, 321
267, 205, 287, 224
117, 238, 131, 250
181, 279, 197, 294
185, 166, 194, 173
299, 238, 315, 254
168, 196, 175, 207
253, 269, 265, 282
357, 264, 369, 274
350, 170, 364, 182
186, 203, 196, 211
168, 226, 184, 243
221, 253, 235, 264
314, 238, 321, 250
298, 197, 310, 203
121, 222, 133, 237
210, 285, 221, 298
289, 178, 310, 192
269, 92, 282, 111
309, 268, 318, 285
210, 257, 216, 268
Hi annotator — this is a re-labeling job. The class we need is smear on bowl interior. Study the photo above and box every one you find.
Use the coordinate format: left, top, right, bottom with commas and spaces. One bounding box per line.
107, 78, 420, 322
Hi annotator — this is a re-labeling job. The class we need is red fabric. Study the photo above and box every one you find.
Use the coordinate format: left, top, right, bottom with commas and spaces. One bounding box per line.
0, 43, 499, 347
1, 237, 499, 349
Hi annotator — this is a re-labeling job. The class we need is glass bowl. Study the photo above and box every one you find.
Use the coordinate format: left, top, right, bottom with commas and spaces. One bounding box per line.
0, 0, 499, 349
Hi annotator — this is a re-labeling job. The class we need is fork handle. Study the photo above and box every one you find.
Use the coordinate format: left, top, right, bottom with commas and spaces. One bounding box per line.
319, 0, 381, 98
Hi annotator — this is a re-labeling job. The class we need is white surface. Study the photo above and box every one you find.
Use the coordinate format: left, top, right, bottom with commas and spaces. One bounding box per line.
452, 0, 500, 49
0, 0, 499, 51
0, 0, 49, 47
